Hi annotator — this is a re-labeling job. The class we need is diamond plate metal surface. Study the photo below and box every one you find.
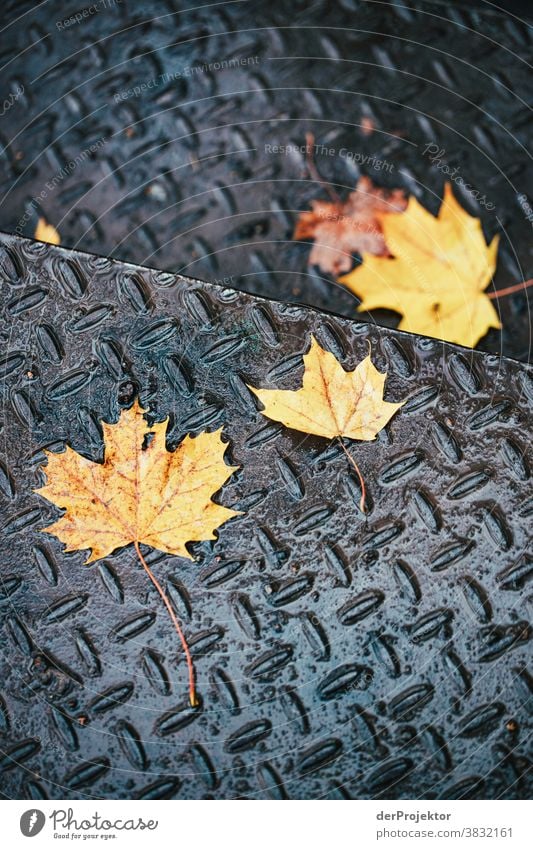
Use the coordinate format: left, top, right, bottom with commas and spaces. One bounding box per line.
0, 232, 531, 800
0, 0, 531, 361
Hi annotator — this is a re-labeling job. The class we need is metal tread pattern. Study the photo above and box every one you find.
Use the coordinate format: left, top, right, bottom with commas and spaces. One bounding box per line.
0, 232, 531, 800
0, 0, 531, 361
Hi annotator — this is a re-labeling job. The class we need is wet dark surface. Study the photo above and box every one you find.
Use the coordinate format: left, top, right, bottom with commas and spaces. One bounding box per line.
0, 233, 531, 800
0, 0, 531, 360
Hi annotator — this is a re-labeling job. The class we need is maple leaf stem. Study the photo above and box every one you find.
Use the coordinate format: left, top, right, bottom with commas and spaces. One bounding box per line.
305, 131, 342, 205
134, 540, 198, 708
336, 436, 367, 513
487, 278, 533, 300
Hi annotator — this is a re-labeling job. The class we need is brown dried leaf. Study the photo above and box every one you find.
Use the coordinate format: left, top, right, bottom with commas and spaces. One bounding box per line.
294, 176, 407, 275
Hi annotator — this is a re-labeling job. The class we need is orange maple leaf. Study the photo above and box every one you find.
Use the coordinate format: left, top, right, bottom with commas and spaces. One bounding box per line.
35, 400, 240, 705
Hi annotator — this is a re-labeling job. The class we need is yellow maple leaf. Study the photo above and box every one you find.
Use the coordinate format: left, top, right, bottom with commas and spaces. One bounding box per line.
34, 217, 61, 245
35, 400, 240, 706
248, 337, 404, 510
339, 183, 501, 347
35, 400, 239, 563
248, 336, 403, 441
